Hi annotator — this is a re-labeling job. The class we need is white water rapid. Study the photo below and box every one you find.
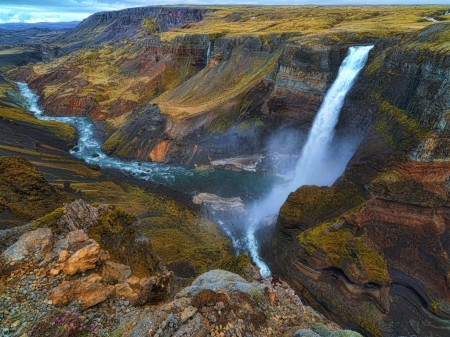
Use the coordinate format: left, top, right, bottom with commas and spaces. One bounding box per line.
16, 44, 372, 278
244, 45, 374, 276
17, 82, 191, 184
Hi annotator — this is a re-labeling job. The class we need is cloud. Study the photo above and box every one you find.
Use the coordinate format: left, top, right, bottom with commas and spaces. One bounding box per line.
0, 0, 448, 23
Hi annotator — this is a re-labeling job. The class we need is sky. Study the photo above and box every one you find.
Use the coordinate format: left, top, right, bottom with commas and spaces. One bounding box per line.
0, 0, 449, 24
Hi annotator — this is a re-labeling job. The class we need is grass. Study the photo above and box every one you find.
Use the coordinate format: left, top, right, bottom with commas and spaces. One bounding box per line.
156, 47, 280, 119
374, 99, 433, 154
159, 5, 448, 40
71, 181, 233, 274
0, 80, 76, 142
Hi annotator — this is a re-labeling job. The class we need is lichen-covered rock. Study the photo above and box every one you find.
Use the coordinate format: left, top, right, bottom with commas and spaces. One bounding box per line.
48, 279, 114, 309
176, 269, 266, 303
294, 329, 321, 337
59, 240, 100, 275
330, 331, 363, 337
0, 228, 53, 274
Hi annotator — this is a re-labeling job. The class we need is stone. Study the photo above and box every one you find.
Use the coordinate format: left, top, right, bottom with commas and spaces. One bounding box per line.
58, 249, 71, 262
60, 241, 100, 275
86, 273, 103, 283
293, 329, 321, 337
180, 306, 198, 323
102, 261, 132, 284
49, 268, 60, 276
192, 193, 245, 217
48, 279, 114, 309
51, 230, 90, 259
10, 320, 21, 329
0, 228, 53, 274
127, 275, 140, 285
330, 331, 363, 337
114, 283, 139, 305
176, 270, 267, 305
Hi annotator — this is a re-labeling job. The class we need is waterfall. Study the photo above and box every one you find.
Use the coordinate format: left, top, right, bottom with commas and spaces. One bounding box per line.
288, 45, 374, 190
206, 41, 211, 67
245, 45, 373, 276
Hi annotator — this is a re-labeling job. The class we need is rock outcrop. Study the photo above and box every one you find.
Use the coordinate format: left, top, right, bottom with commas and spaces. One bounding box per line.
0, 203, 363, 337
121, 270, 361, 337
192, 193, 245, 218
57, 7, 211, 52
266, 22, 450, 337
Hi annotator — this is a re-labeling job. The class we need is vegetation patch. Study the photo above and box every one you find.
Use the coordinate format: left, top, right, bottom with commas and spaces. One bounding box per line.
89, 205, 137, 242
374, 100, 432, 154
299, 222, 391, 285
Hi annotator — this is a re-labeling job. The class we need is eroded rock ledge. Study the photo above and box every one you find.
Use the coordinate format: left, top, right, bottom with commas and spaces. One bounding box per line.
0, 200, 363, 337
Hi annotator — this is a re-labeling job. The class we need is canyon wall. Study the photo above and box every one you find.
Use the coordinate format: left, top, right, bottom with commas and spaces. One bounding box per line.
264, 22, 450, 337
6, 6, 450, 335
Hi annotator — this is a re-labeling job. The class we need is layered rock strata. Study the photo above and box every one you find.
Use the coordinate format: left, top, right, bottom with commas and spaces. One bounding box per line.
266, 22, 450, 337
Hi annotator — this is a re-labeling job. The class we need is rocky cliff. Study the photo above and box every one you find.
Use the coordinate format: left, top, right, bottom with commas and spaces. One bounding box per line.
5, 5, 450, 336
265, 22, 450, 337
0, 199, 365, 337
54, 7, 211, 52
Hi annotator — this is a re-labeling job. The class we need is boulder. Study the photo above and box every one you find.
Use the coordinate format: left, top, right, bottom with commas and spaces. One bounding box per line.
0, 228, 53, 274
102, 260, 132, 284
176, 269, 266, 307
192, 193, 245, 217
114, 283, 139, 305
60, 240, 100, 275
49, 279, 114, 309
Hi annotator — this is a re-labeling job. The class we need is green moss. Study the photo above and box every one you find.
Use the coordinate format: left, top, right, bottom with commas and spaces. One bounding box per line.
142, 18, 160, 34
29, 207, 64, 231
215, 253, 253, 280
299, 222, 391, 285
371, 169, 402, 185
374, 100, 432, 154
89, 206, 136, 242
207, 110, 235, 134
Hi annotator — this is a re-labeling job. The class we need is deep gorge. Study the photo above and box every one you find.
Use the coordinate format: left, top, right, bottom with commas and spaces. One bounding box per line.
1, 5, 450, 337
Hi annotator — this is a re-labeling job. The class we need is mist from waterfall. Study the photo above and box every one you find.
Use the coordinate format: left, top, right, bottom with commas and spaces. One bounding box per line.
16, 45, 373, 278
245, 45, 374, 275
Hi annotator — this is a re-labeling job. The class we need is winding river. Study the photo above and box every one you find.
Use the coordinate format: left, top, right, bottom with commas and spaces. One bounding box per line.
17, 45, 372, 277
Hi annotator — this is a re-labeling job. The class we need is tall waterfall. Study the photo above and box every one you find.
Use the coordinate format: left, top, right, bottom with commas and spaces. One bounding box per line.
245, 45, 373, 275
288, 45, 374, 190
206, 41, 211, 67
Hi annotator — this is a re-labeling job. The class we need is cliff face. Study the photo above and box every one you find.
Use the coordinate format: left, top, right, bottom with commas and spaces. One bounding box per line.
266, 23, 450, 337
102, 40, 353, 166
56, 7, 211, 52
6, 6, 450, 336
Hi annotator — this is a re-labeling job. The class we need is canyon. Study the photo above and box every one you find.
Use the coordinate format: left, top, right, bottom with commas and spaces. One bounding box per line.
1, 5, 450, 337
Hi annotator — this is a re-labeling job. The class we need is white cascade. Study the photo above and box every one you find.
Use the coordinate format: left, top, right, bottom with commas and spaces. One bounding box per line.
246, 45, 374, 276
206, 41, 211, 66
288, 45, 374, 190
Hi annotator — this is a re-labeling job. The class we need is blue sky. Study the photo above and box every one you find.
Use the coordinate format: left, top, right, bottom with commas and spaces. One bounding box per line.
0, 0, 449, 23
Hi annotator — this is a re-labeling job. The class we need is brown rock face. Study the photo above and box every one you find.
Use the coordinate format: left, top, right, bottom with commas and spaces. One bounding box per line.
267, 157, 450, 337
0, 228, 53, 275
49, 279, 115, 309
59, 240, 100, 275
